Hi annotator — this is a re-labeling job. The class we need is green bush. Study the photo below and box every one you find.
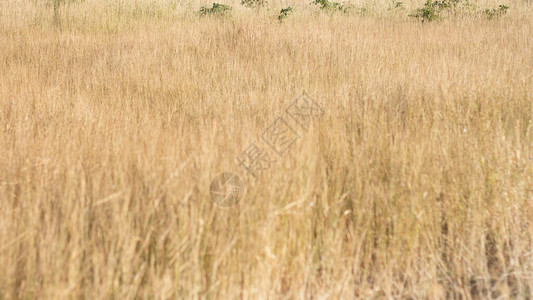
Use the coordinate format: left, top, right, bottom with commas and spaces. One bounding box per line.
484, 4, 509, 19
409, 0, 459, 22
410, 0, 438, 21
199, 3, 232, 16
278, 6, 293, 21
241, 0, 267, 8
311, 0, 350, 13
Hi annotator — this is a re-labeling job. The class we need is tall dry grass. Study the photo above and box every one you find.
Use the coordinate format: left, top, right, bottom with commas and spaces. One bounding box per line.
1, 0, 533, 298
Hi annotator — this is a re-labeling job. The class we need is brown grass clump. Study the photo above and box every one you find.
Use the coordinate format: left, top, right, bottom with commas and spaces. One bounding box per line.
1, 0, 533, 298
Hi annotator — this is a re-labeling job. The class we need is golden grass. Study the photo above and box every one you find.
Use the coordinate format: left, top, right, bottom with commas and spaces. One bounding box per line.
1, 0, 533, 298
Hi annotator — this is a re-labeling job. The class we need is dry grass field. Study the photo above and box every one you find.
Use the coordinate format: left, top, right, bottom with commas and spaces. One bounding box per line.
1, 0, 533, 298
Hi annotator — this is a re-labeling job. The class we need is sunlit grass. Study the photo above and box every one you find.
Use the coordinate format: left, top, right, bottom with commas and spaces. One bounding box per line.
1, 0, 532, 298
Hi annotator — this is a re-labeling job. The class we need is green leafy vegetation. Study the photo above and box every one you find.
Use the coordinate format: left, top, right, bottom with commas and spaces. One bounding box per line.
278, 6, 293, 21
199, 3, 232, 16
409, 0, 459, 22
311, 0, 350, 13
410, 0, 508, 22
241, 0, 267, 8
484, 4, 509, 19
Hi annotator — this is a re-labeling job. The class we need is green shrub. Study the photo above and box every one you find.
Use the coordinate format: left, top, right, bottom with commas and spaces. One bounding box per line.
410, 0, 507, 22
199, 3, 232, 16
409, 0, 438, 21
241, 0, 267, 8
409, 0, 459, 22
484, 4, 509, 19
311, 0, 350, 13
278, 6, 293, 21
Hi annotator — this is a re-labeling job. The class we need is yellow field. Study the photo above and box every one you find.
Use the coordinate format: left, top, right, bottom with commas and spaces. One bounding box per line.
1, 0, 533, 298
